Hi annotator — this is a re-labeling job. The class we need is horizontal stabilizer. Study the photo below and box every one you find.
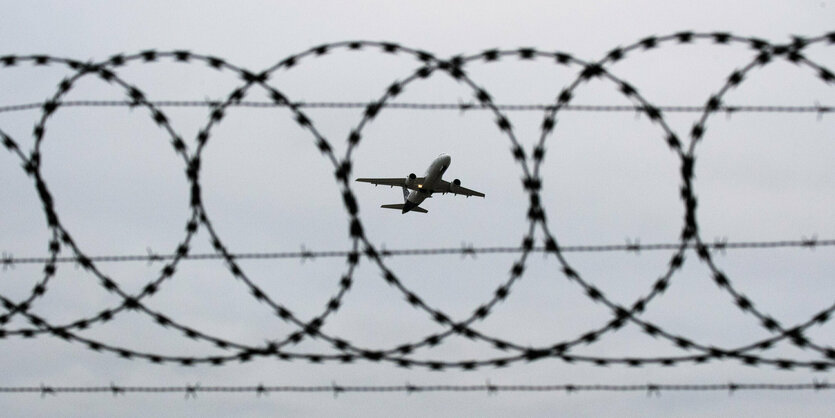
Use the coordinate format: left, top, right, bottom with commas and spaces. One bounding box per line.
381, 204, 428, 213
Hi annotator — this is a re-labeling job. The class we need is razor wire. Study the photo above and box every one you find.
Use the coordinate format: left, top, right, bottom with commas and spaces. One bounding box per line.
1, 32, 834, 370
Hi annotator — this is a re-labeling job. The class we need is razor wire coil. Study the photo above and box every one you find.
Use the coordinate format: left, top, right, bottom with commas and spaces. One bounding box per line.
1, 31, 834, 371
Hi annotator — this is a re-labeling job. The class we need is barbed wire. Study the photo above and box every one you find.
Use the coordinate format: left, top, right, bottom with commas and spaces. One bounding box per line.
1, 381, 831, 397
2, 238, 832, 266
0, 100, 832, 115
1, 31, 834, 370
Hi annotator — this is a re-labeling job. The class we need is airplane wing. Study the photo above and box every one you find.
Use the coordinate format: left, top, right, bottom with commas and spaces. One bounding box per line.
356, 177, 426, 189
431, 180, 485, 197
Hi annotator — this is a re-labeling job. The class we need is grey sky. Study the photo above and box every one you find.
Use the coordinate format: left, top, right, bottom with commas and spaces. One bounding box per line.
1, 1, 834, 416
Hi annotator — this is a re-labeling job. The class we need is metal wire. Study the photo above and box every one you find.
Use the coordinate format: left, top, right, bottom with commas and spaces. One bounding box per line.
2, 238, 832, 266
1, 381, 831, 396
0, 100, 831, 114
1, 32, 834, 371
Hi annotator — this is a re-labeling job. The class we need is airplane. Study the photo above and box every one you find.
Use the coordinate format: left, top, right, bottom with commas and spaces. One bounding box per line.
355, 153, 485, 214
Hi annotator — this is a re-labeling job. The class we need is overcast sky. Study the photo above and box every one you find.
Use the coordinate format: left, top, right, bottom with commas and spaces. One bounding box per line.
1, 1, 834, 416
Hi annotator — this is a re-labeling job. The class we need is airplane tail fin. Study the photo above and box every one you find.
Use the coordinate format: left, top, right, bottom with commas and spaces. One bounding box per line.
381, 204, 428, 213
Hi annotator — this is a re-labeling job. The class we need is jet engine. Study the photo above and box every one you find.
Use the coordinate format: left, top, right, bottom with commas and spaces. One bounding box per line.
405, 173, 417, 187
449, 178, 463, 193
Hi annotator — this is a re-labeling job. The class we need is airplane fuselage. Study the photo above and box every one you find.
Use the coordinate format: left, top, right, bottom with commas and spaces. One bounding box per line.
402, 154, 451, 212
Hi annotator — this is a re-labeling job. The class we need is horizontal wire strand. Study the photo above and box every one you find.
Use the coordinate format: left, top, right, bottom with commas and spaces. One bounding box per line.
2, 238, 832, 266
1, 381, 831, 395
0, 100, 832, 114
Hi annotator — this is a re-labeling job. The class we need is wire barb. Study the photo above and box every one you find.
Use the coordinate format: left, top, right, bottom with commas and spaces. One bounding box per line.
145, 247, 163, 265
1, 251, 14, 271
39, 384, 55, 398
184, 383, 200, 400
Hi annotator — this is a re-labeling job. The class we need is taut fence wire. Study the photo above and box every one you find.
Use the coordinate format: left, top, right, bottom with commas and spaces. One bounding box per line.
1, 381, 832, 397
